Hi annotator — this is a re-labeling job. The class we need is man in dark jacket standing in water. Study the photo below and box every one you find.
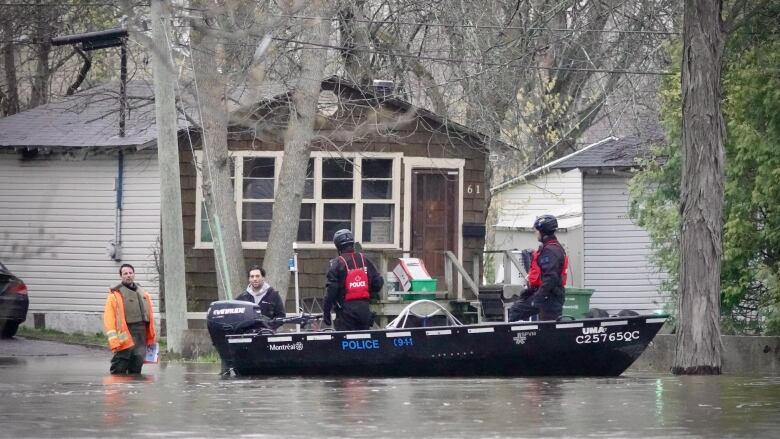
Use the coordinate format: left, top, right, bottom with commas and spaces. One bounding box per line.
508, 214, 569, 321
323, 229, 384, 330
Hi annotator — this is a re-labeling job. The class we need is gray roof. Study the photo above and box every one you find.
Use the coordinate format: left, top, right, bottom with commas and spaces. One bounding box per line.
0, 81, 180, 149
551, 135, 663, 170
0, 76, 509, 153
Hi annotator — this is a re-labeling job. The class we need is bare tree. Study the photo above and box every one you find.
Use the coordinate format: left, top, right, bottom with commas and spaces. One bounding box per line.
264, 0, 333, 302
189, 2, 247, 301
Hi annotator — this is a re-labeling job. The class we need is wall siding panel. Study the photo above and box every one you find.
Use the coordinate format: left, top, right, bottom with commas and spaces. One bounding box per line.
494, 169, 583, 223
582, 174, 668, 313
0, 149, 160, 332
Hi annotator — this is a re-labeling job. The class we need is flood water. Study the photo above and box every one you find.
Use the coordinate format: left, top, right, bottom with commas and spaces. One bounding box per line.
1, 342, 779, 438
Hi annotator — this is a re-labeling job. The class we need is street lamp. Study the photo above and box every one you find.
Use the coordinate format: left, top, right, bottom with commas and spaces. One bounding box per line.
51, 28, 129, 137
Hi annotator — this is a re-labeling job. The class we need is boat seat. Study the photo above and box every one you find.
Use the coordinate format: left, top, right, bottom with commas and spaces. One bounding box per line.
477, 286, 506, 322
386, 299, 463, 329
398, 313, 449, 328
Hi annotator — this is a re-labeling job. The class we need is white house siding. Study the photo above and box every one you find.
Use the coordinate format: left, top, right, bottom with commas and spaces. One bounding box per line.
582, 173, 667, 313
492, 169, 584, 287
0, 149, 160, 333
494, 169, 583, 226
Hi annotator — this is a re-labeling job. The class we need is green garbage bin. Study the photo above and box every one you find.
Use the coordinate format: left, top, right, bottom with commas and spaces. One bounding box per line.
563, 288, 595, 318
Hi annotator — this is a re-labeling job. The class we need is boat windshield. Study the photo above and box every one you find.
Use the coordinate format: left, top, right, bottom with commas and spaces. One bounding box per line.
386, 300, 463, 329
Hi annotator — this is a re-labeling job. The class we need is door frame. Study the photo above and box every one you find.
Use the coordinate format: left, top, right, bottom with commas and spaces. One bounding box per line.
403, 157, 465, 295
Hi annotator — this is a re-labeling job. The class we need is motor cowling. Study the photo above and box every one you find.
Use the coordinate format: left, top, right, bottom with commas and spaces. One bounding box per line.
207, 300, 271, 333
207, 300, 273, 372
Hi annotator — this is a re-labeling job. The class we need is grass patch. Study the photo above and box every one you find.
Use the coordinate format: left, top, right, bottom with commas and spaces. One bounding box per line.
18, 326, 106, 348
17, 327, 217, 363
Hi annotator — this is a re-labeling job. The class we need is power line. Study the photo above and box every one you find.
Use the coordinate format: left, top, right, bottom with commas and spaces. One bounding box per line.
271, 14, 682, 36
268, 36, 675, 75
0, 1, 123, 5
176, 8, 680, 36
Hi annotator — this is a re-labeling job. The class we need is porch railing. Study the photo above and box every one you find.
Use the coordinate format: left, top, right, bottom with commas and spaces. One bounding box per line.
373, 249, 528, 301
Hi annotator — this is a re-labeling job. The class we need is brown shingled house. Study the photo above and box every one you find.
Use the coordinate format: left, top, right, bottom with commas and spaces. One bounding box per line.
183, 76, 509, 315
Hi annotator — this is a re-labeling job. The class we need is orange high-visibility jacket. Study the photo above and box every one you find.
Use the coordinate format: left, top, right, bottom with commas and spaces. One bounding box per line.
103, 288, 156, 352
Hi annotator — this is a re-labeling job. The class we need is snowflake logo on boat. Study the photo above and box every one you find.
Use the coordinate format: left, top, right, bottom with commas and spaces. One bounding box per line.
513, 333, 527, 345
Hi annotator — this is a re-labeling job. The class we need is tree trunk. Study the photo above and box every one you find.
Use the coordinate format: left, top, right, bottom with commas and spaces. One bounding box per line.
673, 0, 726, 375
338, 0, 371, 84
1, 20, 20, 116
264, 0, 332, 303
29, 4, 52, 108
191, 13, 246, 301
151, 0, 188, 354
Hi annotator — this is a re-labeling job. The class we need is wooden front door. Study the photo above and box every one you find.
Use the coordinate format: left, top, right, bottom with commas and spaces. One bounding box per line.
411, 169, 458, 282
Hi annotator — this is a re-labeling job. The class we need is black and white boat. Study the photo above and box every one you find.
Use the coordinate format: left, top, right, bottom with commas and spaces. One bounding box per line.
207, 299, 667, 377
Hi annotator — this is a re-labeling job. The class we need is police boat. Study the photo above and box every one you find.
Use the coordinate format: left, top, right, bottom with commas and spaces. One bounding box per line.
206, 299, 667, 377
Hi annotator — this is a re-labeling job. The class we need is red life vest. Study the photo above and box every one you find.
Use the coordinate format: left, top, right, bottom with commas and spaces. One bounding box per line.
340, 253, 370, 301
527, 240, 569, 288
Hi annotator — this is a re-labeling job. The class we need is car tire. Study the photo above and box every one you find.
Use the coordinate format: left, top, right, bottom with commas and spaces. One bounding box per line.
1, 320, 20, 338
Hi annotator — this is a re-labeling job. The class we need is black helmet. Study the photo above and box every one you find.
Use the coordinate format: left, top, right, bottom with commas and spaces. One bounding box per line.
533, 214, 558, 235
333, 229, 354, 250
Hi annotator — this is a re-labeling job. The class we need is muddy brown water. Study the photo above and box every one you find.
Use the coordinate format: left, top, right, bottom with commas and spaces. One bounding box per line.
1, 338, 778, 438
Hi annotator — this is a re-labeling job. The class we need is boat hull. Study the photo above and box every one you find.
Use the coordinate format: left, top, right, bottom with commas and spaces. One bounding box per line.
217, 315, 667, 377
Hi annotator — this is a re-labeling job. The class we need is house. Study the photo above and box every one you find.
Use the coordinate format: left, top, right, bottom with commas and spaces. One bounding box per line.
183, 77, 508, 316
0, 77, 508, 333
489, 136, 669, 313
0, 81, 172, 333
488, 138, 620, 288
550, 135, 669, 314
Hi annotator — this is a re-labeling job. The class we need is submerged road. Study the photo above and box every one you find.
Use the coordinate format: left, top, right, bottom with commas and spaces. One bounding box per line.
1, 337, 779, 438
0, 335, 108, 358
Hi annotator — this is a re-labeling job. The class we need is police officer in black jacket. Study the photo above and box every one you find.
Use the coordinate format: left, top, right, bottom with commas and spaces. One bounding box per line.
508, 214, 569, 321
323, 229, 384, 331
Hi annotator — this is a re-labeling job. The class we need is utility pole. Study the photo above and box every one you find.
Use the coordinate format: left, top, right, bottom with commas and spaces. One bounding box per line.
151, 0, 188, 354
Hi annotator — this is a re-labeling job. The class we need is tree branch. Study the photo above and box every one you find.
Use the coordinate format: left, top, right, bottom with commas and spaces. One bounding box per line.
65, 47, 91, 96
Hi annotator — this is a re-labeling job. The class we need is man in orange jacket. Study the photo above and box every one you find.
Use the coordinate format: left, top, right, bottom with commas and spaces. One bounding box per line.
103, 263, 156, 374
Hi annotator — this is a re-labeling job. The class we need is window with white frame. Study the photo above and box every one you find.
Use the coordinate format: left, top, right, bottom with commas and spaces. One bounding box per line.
196, 152, 401, 248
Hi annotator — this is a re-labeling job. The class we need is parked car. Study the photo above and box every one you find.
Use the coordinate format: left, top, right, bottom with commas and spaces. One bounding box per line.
0, 261, 29, 338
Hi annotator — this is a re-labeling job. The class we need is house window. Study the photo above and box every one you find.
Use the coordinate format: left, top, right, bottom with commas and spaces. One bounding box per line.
322, 158, 353, 198
323, 203, 354, 242
361, 158, 392, 199
195, 152, 401, 248
298, 203, 315, 242
199, 157, 236, 243
361, 158, 394, 244
242, 157, 275, 241
363, 204, 393, 243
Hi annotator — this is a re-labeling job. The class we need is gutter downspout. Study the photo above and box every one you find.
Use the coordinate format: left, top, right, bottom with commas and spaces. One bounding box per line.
111, 150, 123, 261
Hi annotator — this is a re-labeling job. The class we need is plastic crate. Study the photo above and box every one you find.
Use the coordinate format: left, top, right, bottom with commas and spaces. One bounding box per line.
563, 288, 595, 319
410, 278, 437, 292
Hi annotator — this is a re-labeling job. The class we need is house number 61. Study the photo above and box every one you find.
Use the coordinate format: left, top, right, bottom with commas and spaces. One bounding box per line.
466, 184, 480, 195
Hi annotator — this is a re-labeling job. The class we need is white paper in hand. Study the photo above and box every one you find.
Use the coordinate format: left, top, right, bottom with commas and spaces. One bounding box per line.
144, 343, 159, 364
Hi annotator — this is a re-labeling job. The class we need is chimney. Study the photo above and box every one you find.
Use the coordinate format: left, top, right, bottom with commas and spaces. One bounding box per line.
372, 79, 394, 98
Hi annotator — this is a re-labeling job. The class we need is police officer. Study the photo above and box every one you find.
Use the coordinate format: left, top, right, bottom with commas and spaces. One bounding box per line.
508, 214, 569, 321
323, 229, 384, 330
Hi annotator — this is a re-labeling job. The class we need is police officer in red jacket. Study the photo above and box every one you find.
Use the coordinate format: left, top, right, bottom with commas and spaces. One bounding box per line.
323, 229, 384, 330
508, 214, 569, 321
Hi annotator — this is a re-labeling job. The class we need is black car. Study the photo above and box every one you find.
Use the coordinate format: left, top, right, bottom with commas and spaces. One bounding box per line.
0, 261, 29, 338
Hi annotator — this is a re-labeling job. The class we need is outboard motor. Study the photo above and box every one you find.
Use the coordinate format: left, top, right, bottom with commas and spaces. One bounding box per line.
207, 300, 273, 373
